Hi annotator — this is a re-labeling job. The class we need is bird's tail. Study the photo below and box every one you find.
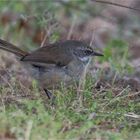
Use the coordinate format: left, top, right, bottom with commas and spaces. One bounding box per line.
0, 38, 28, 58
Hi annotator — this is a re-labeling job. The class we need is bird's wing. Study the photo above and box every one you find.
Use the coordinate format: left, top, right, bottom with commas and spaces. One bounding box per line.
21, 45, 72, 66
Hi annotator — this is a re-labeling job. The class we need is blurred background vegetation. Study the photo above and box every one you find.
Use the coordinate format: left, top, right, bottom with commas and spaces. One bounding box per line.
0, 0, 140, 140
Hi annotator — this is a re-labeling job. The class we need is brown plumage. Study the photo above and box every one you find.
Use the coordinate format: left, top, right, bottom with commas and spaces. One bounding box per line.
21, 41, 74, 66
0, 38, 27, 57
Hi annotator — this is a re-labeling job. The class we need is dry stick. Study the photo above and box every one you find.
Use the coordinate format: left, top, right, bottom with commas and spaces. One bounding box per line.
25, 120, 33, 140
102, 85, 130, 109
40, 27, 49, 48
77, 30, 95, 105
120, 90, 140, 98
79, 30, 96, 87
103, 87, 140, 109
92, 0, 140, 12
19, 81, 33, 97
112, 71, 118, 86
1, 94, 37, 101
124, 113, 140, 120
67, 15, 77, 40
2, 66, 32, 97
59, 0, 140, 17
40, 21, 59, 48
0, 74, 15, 95
102, 86, 140, 109
0, 97, 6, 113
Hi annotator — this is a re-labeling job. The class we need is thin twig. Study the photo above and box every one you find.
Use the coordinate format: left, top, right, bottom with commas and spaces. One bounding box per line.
92, 0, 140, 12
102, 86, 130, 109
25, 120, 33, 140
0, 74, 15, 94
67, 15, 77, 40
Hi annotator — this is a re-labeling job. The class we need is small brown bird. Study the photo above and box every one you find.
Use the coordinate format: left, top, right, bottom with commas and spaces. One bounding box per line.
0, 39, 103, 98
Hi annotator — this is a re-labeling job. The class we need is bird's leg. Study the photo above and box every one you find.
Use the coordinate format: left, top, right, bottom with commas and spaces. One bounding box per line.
44, 88, 53, 99
31, 65, 54, 100
44, 88, 56, 106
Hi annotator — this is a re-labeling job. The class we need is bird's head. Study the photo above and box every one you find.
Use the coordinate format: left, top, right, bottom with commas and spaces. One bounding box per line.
67, 40, 103, 63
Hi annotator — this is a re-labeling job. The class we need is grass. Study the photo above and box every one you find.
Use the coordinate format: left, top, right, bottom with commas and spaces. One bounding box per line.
0, 67, 140, 140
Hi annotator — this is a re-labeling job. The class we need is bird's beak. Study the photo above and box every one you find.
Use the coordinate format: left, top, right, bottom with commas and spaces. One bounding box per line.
92, 51, 104, 56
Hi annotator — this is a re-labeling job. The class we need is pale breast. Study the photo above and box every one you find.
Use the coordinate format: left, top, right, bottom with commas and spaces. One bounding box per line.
23, 59, 86, 89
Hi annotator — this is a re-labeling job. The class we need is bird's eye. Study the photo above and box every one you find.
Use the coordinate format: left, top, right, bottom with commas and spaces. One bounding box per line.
84, 49, 93, 55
